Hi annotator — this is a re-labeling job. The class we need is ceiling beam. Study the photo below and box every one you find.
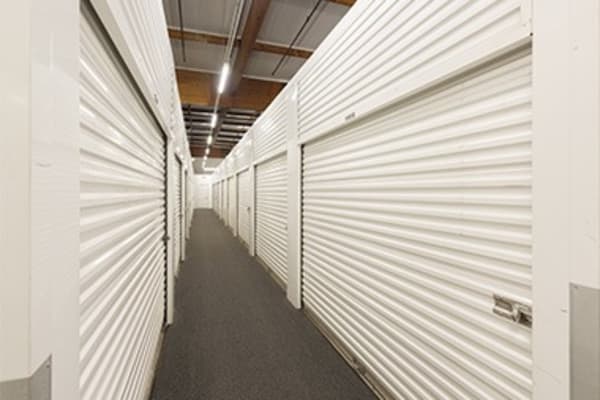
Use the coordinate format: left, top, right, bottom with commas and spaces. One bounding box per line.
168, 28, 312, 59
177, 69, 284, 111
190, 146, 230, 158
230, 0, 272, 92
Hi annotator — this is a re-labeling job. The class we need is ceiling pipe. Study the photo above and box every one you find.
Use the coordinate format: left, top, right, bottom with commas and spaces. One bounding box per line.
209, 0, 245, 148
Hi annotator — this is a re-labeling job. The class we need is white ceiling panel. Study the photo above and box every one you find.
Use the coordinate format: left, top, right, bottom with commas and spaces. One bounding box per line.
244, 51, 305, 81
163, 0, 238, 36
258, 0, 348, 50
171, 39, 225, 71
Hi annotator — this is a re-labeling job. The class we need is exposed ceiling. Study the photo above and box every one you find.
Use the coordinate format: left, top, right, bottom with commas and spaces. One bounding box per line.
163, 0, 354, 159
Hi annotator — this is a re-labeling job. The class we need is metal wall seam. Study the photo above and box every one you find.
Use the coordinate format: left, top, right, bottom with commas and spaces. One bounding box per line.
237, 169, 252, 247
80, 9, 167, 400
301, 49, 533, 400
255, 154, 288, 285
297, 0, 532, 143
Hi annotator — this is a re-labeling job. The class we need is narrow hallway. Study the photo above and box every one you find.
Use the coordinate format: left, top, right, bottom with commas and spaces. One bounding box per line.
151, 210, 376, 400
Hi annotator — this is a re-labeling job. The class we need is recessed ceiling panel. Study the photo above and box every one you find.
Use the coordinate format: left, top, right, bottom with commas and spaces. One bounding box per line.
245, 51, 306, 81
258, 0, 347, 50
163, 0, 238, 36
171, 40, 225, 71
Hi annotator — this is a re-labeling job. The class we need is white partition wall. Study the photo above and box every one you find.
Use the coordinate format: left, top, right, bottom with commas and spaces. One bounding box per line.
207, 1, 600, 398
255, 155, 288, 286
237, 169, 252, 247
79, 8, 167, 400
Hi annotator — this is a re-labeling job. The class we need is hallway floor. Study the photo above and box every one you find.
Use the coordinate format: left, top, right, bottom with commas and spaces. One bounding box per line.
151, 210, 376, 400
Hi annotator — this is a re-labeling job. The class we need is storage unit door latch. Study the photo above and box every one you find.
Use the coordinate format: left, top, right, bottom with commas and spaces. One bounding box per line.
493, 294, 532, 328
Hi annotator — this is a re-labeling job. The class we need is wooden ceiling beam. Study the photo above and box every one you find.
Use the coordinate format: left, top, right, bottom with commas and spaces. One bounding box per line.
168, 28, 312, 59
176, 69, 284, 111
190, 146, 230, 158
229, 0, 272, 92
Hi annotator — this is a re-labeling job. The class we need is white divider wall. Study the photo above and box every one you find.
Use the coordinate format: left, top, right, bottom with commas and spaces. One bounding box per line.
2, 1, 194, 398
80, 8, 167, 399
207, 1, 600, 398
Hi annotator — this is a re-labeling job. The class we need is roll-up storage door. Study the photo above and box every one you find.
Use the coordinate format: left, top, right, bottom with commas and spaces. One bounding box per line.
173, 156, 182, 275
237, 169, 251, 247
228, 177, 237, 234
80, 9, 167, 400
301, 50, 533, 400
255, 154, 288, 285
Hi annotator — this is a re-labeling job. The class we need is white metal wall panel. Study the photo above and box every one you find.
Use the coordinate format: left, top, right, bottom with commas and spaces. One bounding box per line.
174, 157, 182, 274
302, 50, 533, 400
80, 11, 166, 400
228, 177, 237, 232
237, 169, 251, 247
254, 88, 288, 161
255, 155, 288, 285
233, 135, 253, 171
297, 0, 531, 140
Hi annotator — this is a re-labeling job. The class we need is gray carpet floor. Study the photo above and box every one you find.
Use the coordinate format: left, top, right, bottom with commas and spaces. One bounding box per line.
150, 209, 376, 400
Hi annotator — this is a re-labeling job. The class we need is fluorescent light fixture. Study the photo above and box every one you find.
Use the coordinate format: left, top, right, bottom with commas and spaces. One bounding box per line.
210, 113, 217, 128
217, 62, 230, 94
207, 135, 213, 145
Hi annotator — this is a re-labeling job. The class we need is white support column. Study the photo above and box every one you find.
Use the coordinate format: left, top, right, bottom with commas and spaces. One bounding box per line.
531, 2, 570, 397
566, 2, 600, 398
1, 1, 80, 399
286, 84, 302, 309
233, 173, 238, 237
533, 1, 600, 398
165, 140, 175, 325
181, 166, 187, 261
249, 130, 257, 257
0, 0, 33, 388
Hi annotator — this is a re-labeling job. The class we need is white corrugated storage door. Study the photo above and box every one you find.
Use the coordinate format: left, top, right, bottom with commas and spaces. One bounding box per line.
255, 155, 288, 285
80, 10, 166, 400
302, 50, 532, 400
173, 157, 182, 275
237, 169, 251, 247
228, 177, 237, 233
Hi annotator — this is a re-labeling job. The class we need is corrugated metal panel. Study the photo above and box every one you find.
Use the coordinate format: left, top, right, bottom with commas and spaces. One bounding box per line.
254, 87, 288, 161
255, 154, 288, 285
297, 0, 531, 140
228, 177, 237, 233
174, 157, 182, 275
90, 0, 175, 130
237, 169, 252, 247
80, 10, 166, 400
233, 135, 253, 172
302, 50, 533, 400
